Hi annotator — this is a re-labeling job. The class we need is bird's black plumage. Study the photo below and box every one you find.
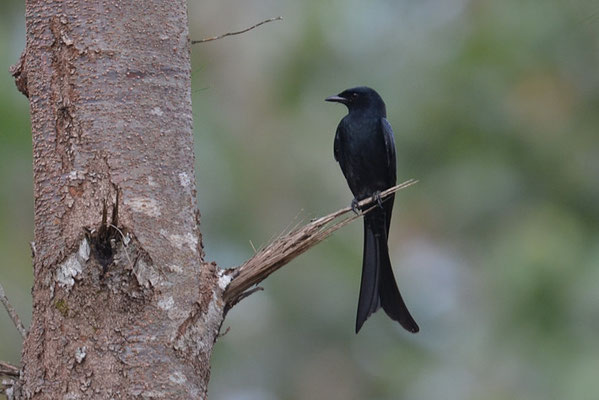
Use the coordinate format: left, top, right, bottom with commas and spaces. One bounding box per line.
326, 86, 419, 333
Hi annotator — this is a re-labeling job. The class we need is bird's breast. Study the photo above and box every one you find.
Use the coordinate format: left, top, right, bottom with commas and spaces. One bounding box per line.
338, 116, 393, 198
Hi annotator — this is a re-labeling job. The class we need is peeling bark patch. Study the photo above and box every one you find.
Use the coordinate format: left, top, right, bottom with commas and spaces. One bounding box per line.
133, 257, 161, 288
174, 291, 224, 360
126, 197, 161, 217
10, 49, 28, 97
56, 238, 90, 289
56, 254, 82, 287
49, 15, 80, 174
78, 238, 90, 260
159, 230, 197, 253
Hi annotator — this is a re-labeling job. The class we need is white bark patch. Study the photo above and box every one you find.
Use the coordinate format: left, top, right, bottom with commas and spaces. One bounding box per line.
56, 238, 90, 289
178, 172, 190, 187
78, 238, 90, 261
217, 269, 232, 291
125, 197, 161, 217
166, 264, 183, 274
133, 258, 161, 288
158, 296, 174, 310
147, 176, 158, 187
67, 170, 86, 181
169, 371, 187, 385
56, 256, 81, 287
150, 106, 164, 116
75, 346, 87, 363
159, 230, 197, 253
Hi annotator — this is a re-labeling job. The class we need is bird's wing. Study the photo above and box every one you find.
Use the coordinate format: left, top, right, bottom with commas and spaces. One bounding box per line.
379, 118, 396, 232
380, 118, 396, 171
333, 124, 343, 163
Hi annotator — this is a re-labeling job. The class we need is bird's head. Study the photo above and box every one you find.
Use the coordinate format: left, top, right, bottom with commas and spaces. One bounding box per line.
325, 86, 386, 115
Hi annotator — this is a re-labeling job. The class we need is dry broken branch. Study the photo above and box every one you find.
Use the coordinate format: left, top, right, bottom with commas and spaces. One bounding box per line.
0, 360, 19, 397
0, 361, 19, 377
192, 16, 283, 44
223, 179, 418, 307
0, 282, 27, 339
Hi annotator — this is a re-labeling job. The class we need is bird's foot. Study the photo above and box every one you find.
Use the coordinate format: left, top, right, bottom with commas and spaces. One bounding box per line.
351, 198, 361, 215
372, 191, 383, 209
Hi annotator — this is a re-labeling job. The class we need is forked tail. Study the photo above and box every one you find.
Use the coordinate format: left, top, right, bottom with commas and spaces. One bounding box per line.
355, 210, 419, 333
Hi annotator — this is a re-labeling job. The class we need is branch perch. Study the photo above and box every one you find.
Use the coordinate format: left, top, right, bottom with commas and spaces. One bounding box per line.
192, 16, 283, 44
223, 179, 418, 307
0, 282, 27, 339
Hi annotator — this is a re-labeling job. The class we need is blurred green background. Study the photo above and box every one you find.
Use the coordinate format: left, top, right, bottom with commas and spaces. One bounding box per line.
2, 0, 599, 399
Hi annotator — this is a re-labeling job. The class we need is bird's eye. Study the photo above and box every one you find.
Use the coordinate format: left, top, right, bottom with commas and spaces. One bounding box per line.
352, 93, 358, 98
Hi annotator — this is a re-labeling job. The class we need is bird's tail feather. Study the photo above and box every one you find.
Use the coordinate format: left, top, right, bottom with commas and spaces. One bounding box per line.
355, 212, 419, 333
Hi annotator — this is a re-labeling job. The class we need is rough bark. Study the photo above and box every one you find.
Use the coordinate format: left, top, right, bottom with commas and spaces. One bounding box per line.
15, 1, 224, 398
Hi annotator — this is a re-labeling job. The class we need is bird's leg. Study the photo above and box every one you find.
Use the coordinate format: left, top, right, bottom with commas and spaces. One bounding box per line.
372, 191, 383, 209
351, 198, 361, 215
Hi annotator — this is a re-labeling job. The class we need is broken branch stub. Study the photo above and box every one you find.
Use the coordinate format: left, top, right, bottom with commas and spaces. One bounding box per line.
223, 179, 418, 307
191, 16, 282, 44
0, 360, 19, 377
0, 282, 27, 339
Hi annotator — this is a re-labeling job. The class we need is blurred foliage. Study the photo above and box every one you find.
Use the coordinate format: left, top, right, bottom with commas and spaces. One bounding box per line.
2, 0, 599, 399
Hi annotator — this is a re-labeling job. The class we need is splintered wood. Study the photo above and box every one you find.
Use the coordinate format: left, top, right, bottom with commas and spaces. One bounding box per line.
223, 179, 418, 306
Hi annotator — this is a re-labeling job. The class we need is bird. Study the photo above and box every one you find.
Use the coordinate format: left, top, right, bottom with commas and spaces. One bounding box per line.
326, 86, 419, 333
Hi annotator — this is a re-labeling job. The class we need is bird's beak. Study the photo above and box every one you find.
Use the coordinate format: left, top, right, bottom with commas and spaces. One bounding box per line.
325, 95, 348, 104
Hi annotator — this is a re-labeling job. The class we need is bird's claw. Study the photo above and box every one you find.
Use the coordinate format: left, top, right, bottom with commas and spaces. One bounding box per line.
372, 191, 383, 209
351, 198, 360, 215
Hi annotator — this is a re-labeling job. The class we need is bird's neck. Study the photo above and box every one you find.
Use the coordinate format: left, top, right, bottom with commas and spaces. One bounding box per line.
348, 107, 385, 120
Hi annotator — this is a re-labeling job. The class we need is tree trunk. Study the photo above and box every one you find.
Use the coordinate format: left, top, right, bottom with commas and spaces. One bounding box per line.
14, 1, 225, 398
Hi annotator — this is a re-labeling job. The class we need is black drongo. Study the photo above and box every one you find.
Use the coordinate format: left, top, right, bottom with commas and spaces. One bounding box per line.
326, 86, 419, 333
